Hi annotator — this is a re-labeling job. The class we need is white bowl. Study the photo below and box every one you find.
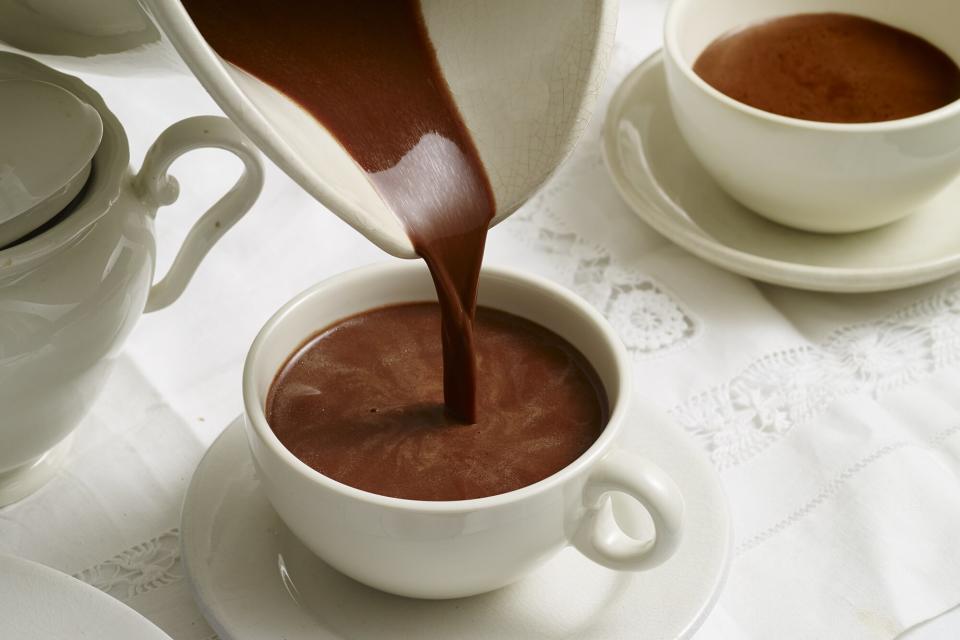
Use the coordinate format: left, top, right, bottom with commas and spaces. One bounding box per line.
603, 52, 960, 292
663, 0, 960, 233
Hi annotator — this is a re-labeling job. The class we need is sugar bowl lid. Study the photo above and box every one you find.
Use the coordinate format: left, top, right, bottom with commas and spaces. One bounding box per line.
0, 78, 103, 247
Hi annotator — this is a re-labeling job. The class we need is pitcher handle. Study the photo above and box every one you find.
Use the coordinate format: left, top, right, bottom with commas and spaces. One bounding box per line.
135, 115, 264, 312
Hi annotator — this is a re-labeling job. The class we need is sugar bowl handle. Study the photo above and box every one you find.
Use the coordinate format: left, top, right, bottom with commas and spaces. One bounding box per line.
572, 449, 684, 571
135, 115, 264, 312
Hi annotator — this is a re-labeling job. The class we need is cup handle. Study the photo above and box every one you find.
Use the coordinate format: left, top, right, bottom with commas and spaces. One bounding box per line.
135, 115, 264, 313
572, 449, 684, 571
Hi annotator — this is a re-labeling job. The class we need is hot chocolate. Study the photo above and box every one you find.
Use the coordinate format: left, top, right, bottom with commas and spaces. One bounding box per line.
183, 0, 494, 423
266, 303, 608, 501
693, 13, 960, 123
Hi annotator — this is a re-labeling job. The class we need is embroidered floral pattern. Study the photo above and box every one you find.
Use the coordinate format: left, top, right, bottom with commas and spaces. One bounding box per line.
503, 119, 698, 358
74, 528, 182, 600
673, 282, 960, 470
510, 212, 697, 356
826, 323, 930, 392
604, 279, 694, 352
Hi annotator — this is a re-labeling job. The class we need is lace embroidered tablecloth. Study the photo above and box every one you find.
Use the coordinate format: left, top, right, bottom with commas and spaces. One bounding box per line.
3, 2, 960, 638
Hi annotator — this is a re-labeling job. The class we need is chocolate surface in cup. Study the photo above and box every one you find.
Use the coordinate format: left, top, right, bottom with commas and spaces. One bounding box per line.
693, 13, 960, 123
265, 303, 608, 501
183, 0, 494, 423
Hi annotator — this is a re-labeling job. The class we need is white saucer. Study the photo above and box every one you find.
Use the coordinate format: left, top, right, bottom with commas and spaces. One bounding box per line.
0, 554, 172, 640
182, 414, 731, 640
603, 52, 960, 293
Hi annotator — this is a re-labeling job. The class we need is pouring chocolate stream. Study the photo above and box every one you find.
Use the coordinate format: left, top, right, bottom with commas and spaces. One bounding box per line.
183, 0, 494, 422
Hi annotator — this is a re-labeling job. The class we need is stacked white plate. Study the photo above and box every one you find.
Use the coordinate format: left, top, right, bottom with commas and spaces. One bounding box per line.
0, 554, 171, 639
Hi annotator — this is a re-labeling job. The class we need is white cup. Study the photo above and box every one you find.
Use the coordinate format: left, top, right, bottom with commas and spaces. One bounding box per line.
242, 262, 684, 599
663, 0, 960, 233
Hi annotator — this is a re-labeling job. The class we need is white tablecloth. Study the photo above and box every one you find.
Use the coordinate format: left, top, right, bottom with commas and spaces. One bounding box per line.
3, 1, 960, 638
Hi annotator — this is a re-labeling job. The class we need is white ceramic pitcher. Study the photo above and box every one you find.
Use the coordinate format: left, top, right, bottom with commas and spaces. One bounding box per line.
144, 0, 618, 256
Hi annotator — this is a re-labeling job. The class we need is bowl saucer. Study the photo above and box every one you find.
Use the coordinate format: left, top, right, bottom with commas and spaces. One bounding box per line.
182, 413, 730, 640
603, 52, 960, 293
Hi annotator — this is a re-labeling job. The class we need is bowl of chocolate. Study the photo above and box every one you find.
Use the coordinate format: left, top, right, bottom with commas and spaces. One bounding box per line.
663, 0, 960, 233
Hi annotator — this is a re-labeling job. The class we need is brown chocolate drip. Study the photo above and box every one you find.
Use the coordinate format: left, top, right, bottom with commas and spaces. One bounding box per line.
694, 13, 960, 123
183, 0, 494, 422
265, 303, 609, 501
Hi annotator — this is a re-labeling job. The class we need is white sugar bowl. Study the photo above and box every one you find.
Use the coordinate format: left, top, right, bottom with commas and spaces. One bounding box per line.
0, 52, 263, 505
